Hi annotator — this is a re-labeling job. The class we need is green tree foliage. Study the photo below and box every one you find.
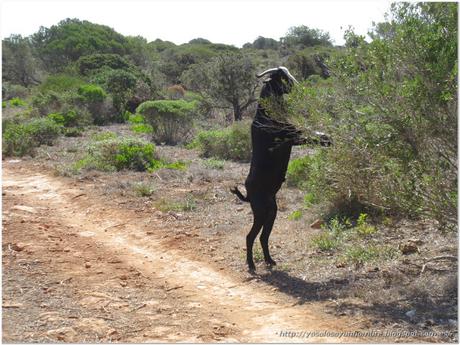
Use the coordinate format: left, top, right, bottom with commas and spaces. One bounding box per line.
192, 121, 252, 162
244, 36, 280, 50
137, 99, 197, 145
288, 2, 457, 227
286, 47, 332, 80
39, 74, 85, 93
97, 69, 137, 117
32, 18, 128, 71
2, 34, 41, 86
159, 42, 238, 84
77, 53, 131, 76
182, 53, 257, 121
281, 25, 332, 49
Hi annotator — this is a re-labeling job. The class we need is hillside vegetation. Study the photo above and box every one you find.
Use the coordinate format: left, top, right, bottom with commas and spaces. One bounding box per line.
2, 2, 457, 229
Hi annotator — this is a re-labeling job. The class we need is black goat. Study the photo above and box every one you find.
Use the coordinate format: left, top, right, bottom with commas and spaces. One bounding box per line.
231, 66, 307, 271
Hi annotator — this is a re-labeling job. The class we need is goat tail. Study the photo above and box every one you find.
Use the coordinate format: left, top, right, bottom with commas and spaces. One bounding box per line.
230, 186, 250, 202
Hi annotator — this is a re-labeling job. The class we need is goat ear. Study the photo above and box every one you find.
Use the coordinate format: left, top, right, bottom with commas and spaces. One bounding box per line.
262, 77, 272, 83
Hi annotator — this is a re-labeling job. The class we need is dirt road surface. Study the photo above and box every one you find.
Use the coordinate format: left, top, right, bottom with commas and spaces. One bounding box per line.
2, 160, 370, 343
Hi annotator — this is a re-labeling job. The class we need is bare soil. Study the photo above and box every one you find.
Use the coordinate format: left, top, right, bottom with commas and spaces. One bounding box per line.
2, 124, 458, 343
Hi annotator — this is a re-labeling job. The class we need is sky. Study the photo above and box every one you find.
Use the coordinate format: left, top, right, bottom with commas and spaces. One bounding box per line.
1, 0, 392, 47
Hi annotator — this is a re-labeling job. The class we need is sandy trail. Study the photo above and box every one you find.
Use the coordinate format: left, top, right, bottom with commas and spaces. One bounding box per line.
2, 162, 357, 342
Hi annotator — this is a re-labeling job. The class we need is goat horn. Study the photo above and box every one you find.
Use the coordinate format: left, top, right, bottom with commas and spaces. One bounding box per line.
256, 67, 279, 78
278, 66, 299, 84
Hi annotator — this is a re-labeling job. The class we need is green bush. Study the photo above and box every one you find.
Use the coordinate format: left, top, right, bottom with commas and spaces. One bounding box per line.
127, 113, 146, 124
84, 137, 157, 172
286, 150, 331, 204
9, 97, 27, 107
131, 123, 153, 134
77, 53, 131, 76
39, 74, 85, 93
75, 136, 187, 173
2, 101, 6, 108
133, 182, 155, 197
286, 3, 457, 228
78, 84, 107, 103
203, 158, 225, 170
91, 131, 118, 141
3, 118, 62, 156
46, 109, 80, 127
137, 99, 197, 145
193, 121, 251, 162
2, 83, 29, 100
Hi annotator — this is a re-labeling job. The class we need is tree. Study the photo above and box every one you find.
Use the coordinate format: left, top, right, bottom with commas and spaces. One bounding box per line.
281, 25, 332, 49
251, 36, 280, 50
2, 34, 41, 86
102, 69, 137, 117
286, 48, 332, 80
182, 53, 257, 121
31, 18, 128, 71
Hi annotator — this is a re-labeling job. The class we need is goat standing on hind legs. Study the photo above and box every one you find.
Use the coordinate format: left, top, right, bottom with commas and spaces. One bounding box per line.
231, 66, 309, 271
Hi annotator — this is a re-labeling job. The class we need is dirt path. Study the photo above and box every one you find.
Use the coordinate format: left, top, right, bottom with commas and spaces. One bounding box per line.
2, 161, 361, 343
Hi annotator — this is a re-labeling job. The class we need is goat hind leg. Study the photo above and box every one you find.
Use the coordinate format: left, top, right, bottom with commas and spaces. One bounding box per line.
246, 216, 264, 271
260, 197, 277, 266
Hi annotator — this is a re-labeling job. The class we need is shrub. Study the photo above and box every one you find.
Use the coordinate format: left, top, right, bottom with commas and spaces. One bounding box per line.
78, 84, 107, 103
127, 113, 146, 124
288, 209, 303, 221
32, 91, 65, 115
137, 99, 197, 145
311, 232, 339, 251
46, 109, 81, 127
2, 101, 6, 108
286, 150, 331, 204
91, 131, 118, 141
287, 3, 457, 228
87, 138, 157, 171
77, 84, 108, 125
131, 123, 153, 134
203, 158, 225, 170
193, 121, 251, 162
2, 83, 29, 100
3, 118, 62, 156
9, 97, 27, 107
355, 213, 377, 237
39, 74, 85, 93
154, 195, 197, 212
133, 182, 155, 197
77, 53, 131, 76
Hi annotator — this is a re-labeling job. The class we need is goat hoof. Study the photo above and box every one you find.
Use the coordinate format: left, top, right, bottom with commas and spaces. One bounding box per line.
265, 259, 277, 267
247, 263, 256, 272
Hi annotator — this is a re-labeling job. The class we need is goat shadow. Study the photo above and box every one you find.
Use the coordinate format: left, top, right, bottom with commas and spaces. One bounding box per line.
250, 267, 458, 328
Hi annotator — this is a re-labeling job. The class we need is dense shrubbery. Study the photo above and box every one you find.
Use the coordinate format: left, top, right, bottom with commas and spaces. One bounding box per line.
286, 150, 331, 205
2, 82, 29, 100
39, 74, 85, 93
192, 121, 251, 162
3, 118, 62, 156
75, 136, 186, 172
287, 3, 457, 228
137, 99, 197, 145
78, 137, 157, 172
